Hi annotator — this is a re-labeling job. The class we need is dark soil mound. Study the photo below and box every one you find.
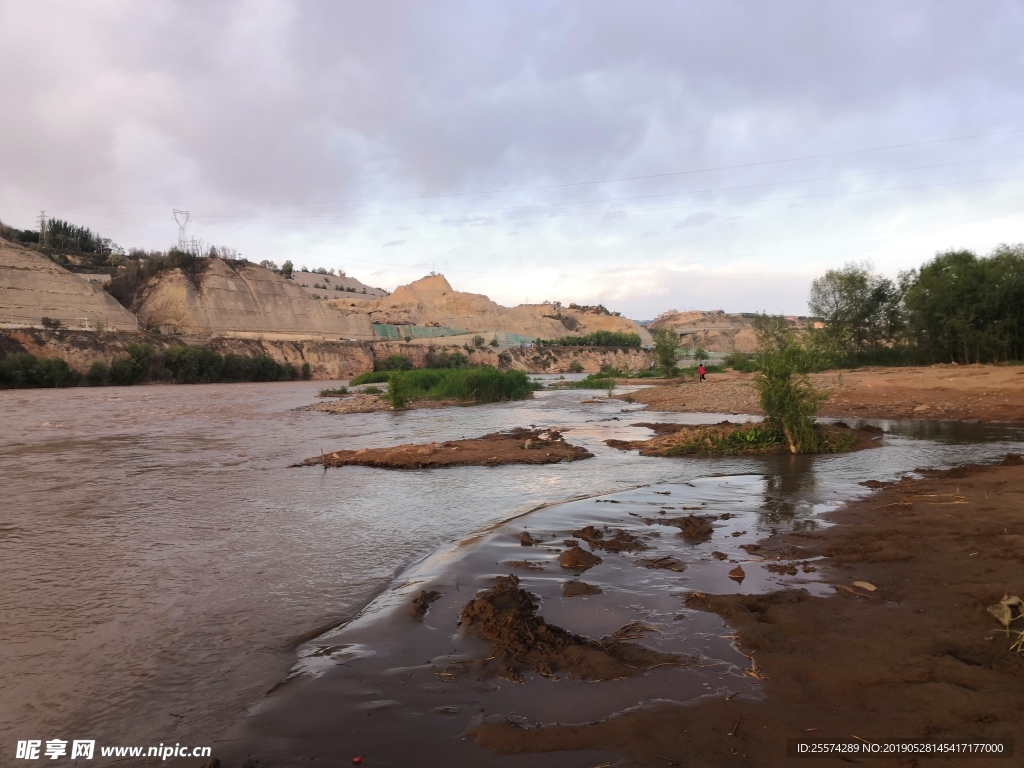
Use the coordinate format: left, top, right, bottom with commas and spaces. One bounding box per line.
459, 575, 683, 681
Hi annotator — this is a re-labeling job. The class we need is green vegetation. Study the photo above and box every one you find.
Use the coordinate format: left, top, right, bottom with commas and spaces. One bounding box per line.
374, 354, 414, 372
752, 315, 832, 454
568, 359, 584, 373
319, 386, 348, 396
651, 328, 681, 374
723, 350, 758, 372
362, 385, 384, 395
0, 353, 80, 388
661, 422, 855, 457
0, 343, 304, 389
106, 248, 206, 307
809, 247, 1024, 365
541, 331, 642, 348
424, 349, 470, 368
473, 335, 486, 347
383, 367, 535, 408
350, 370, 391, 385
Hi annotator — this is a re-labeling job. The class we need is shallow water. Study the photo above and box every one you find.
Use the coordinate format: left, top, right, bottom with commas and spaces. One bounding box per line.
1, 379, 1022, 754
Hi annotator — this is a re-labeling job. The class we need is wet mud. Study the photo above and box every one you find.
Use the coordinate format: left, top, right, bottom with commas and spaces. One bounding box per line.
299, 427, 593, 469
468, 458, 1024, 766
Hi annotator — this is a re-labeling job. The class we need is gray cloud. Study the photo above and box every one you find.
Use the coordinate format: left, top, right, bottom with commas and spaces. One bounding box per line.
2, 0, 1023, 314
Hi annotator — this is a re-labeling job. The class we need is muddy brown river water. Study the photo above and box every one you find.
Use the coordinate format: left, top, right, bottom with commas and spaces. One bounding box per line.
1, 380, 1023, 765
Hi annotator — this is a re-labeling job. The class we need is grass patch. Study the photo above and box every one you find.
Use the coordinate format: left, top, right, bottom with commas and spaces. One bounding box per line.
384, 367, 536, 408
661, 423, 856, 457
350, 370, 391, 385
319, 386, 348, 397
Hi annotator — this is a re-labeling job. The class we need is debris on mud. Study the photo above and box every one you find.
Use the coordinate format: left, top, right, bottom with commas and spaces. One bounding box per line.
299, 428, 593, 469
636, 555, 687, 572
458, 575, 684, 680
571, 525, 649, 553
408, 589, 442, 619
558, 546, 602, 570
645, 514, 715, 542
562, 580, 603, 597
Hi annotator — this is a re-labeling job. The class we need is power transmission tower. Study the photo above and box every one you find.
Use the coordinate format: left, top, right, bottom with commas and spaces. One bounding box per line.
37, 211, 47, 247
172, 210, 191, 249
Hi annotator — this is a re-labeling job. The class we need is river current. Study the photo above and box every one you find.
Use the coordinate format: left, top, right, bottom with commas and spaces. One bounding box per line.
2, 380, 1023, 754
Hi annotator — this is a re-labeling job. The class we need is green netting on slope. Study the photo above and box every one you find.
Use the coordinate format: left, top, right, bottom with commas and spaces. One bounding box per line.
372, 324, 467, 340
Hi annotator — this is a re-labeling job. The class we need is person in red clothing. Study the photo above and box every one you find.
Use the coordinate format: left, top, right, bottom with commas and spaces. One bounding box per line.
698, 362, 706, 382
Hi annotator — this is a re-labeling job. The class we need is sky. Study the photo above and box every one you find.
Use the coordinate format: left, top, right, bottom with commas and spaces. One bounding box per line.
1, 0, 1022, 320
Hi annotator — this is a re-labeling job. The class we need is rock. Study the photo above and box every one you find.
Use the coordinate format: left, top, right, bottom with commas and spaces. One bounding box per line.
562, 580, 603, 597
728, 565, 746, 583
519, 531, 535, 546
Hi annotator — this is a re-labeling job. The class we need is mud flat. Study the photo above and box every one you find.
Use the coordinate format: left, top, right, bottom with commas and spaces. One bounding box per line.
470, 456, 1024, 766
213, 449, 1024, 767
298, 428, 593, 469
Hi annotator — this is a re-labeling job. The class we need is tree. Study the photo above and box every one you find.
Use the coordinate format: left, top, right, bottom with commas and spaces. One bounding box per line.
651, 328, 681, 374
281, 260, 293, 279
808, 262, 902, 357
259, 259, 279, 271
752, 315, 830, 454
473, 335, 485, 348
694, 347, 710, 363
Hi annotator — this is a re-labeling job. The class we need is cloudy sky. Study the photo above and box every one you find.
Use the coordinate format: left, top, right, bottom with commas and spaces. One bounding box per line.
2, 1, 1022, 319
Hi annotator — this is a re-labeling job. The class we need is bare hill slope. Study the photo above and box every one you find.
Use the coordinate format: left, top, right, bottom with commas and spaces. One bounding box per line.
135, 259, 375, 340
0, 240, 138, 331
330, 274, 652, 343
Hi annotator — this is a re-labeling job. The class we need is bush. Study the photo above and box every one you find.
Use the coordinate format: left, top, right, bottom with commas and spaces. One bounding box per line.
543, 331, 642, 348
489, 337, 500, 347
424, 349, 469, 369
319, 386, 348, 396
40, 317, 64, 330
0, 353, 80, 388
384, 367, 534, 406
386, 371, 412, 408
301, 362, 312, 380
568, 360, 584, 373
86, 361, 110, 386
651, 328, 681, 374
473, 335, 486, 348
752, 316, 831, 454
374, 354, 414, 372
362, 385, 384, 395
724, 350, 758, 372
350, 371, 391, 385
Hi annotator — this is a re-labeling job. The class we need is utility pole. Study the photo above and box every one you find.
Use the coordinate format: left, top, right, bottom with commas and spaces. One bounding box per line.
172, 209, 191, 249
37, 211, 47, 247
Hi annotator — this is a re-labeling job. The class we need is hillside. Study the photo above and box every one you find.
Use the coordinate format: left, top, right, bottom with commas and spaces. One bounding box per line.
0, 240, 139, 331
330, 274, 653, 344
647, 309, 813, 353
134, 259, 376, 340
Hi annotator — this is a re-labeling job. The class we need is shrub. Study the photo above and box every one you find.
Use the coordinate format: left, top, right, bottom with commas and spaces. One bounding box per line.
0, 353, 80, 388
362, 385, 384, 395
350, 371, 391, 385
489, 337, 499, 347
424, 349, 469, 369
386, 371, 412, 408
724, 350, 758, 372
752, 315, 831, 454
40, 317, 64, 330
319, 386, 348, 396
568, 360, 584, 373
473, 335, 486, 348
374, 354, 414, 372
86, 361, 110, 386
543, 331, 642, 348
651, 328, 681, 374
301, 362, 312, 380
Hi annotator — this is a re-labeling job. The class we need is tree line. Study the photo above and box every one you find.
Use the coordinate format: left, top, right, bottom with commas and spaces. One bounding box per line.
809, 245, 1024, 365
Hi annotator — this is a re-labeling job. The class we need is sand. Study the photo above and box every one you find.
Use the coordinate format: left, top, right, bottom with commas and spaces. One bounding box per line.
625, 364, 1024, 423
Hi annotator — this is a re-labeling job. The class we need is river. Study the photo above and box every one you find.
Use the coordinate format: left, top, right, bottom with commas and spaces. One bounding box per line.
2, 380, 1023, 758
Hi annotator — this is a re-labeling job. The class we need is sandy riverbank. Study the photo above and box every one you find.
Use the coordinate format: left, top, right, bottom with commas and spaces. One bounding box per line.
623, 364, 1024, 423
470, 456, 1024, 766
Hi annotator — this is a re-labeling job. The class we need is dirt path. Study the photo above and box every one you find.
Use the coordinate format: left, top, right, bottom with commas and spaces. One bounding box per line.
469, 457, 1024, 766
624, 364, 1024, 422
